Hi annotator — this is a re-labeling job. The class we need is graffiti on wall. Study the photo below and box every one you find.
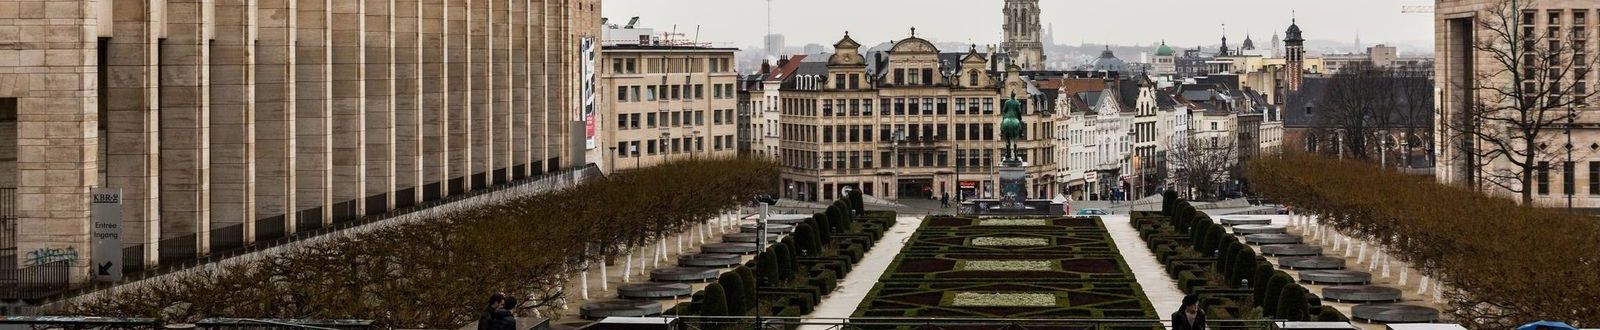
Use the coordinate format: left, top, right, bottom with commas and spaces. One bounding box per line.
24, 246, 79, 266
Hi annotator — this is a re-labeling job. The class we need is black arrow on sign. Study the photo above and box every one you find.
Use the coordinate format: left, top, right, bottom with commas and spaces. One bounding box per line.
98, 262, 114, 276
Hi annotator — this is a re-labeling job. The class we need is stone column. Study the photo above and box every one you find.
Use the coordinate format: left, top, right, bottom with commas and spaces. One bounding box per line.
528, 0, 545, 173
295, 0, 332, 230
469, 0, 491, 188
363, 0, 394, 215
211, 0, 258, 248
160, 0, 214, 259
107, 0, 163, 269
5, 0, 101, 283
256, 0, 297, 238
490, 0, 510, 184
329, 0, 366, 220
420, 0, 448, 199
510, 0, 529, 178
393, 0, 422, 206
446, 0, 470, 194
542, 0, 561, 171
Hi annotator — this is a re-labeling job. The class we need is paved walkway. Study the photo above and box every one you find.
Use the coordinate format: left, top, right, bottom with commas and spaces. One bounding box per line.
1100, 215, 1186, 321
798, 216, 923, 330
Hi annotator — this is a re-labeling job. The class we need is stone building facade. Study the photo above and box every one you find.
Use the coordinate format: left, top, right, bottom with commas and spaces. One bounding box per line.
779, 33, 1055, 202
598, 45, 740, 171
1437, 0, 1599, 208
0, 0, 602, 283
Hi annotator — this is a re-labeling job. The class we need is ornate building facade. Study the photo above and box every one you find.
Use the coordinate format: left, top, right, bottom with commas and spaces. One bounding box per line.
779, 32, 1056, 202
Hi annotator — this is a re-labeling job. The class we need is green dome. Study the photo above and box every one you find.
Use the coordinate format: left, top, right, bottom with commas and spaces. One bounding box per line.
1155, 41, 1175, 56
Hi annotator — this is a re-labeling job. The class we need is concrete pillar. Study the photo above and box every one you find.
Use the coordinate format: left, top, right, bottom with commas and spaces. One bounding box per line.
490, 0, 510, 184
528, 0, 545, 173
4, 0, 101, 282
446, 0, 470, 194
211, 0, 258, 248
540, 0, 560, 170
330, 0, 366, 220
107, 0, 163, 269
160, 0, 214, 259
295, 0, 332, 230
392, 0, 422, 207
364, 0, 395, 215
469, 0, 491, 188
420, 0, 447, 200
255, 0, 297, 239
510, 0, 529, 178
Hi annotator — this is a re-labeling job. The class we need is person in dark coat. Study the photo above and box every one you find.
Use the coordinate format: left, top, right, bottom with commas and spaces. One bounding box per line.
1171, 294, 1206, 330
493, 296, 519, 330
479, 293, 507, 330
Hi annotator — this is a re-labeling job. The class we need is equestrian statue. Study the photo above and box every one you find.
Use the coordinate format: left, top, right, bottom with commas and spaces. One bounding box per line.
1000, 93, 1024, 162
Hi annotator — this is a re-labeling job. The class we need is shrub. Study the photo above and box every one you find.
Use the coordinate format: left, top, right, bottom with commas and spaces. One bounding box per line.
1201, 226, 1225, 257
808, 270, 838, 293
1252, 264, 1277, 304
793, 223, 820, 256
826, 203, 849, 232
756, 251, 781, 286
810, 214, 832, 243
1218, 240, 1241, 273
1229, 248, 1258, 286
1262, 272, 1291, 317
772, 243, 795, 280
702, 282, 730, 317
849, 191, 866, 215
1275, 285, 1311, 321
1162, 190, 1179, 216
719, 272, 748, 315
1314, 306, 1350, 321
736, 266, 758, 304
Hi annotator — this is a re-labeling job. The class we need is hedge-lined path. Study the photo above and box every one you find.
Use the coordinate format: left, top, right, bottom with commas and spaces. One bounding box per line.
1101, 215, 1187, 320
1205, 213, 1446, 329
796, 216, 922, 330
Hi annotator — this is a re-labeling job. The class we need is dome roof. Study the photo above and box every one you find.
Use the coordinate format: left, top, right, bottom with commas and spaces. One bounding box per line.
1155, 41, 1175, 56
1092, 46, 1127, 72
1285, 19, 1305, 42
1242, 35, 1255, 50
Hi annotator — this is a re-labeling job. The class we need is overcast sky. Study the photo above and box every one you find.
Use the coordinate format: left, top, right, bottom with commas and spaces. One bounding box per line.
601, 0, 1436, 50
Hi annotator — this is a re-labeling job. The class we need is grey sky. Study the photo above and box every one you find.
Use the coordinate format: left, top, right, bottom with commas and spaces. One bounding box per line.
601, 0, 1436, 51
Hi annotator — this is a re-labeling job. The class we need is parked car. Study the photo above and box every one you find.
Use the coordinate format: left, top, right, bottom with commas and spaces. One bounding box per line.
1076, 208, 1109, 216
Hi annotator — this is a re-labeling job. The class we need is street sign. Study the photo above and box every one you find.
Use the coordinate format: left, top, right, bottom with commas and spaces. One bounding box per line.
90, 187, 123, 282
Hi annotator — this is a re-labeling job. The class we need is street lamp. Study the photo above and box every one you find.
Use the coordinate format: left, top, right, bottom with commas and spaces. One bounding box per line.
691, 130, 702, 161
891, 128, 905, 199
608, 146, 618, 174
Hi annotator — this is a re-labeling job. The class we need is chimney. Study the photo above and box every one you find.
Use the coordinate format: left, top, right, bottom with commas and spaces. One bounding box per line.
761, 60, 772, 74
777, 56, 790, 69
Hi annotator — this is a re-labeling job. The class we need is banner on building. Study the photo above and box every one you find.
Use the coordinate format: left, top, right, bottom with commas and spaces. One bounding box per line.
581, 37, 598, 150
90, 187, 123, 282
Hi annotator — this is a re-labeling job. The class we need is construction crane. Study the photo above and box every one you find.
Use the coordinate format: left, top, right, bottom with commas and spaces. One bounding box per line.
1401, 5, 1435, 14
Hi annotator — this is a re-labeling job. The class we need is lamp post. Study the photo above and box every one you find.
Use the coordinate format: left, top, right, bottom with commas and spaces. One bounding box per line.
943, 63, 965, 203
608, 146, 618, 173
891, 128, 905, 199
691, 130, 702, 161
754, 195, 777, 329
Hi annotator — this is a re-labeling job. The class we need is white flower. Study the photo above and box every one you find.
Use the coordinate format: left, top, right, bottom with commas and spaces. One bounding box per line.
960, 260, 1056, 271
971, 237, 1049, 247
949, 292, 1058, 307
977, 219, 1051, 226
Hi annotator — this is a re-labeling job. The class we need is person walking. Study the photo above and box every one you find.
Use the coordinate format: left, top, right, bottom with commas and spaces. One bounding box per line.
1171, 294, 1206, 330
940, 195, 950, 209
493, 296, 520, 330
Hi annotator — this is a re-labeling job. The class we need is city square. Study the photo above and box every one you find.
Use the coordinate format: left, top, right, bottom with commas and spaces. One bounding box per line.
0, 0, 1597, 329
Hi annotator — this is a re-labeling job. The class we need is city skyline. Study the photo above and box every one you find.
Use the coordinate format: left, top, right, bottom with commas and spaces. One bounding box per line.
601, 0, 1436, 51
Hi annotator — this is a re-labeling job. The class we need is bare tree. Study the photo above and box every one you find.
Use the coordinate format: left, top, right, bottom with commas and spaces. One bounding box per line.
1394, 72, 1436, 167
1441, 0, 1600, 204
1171, 137, 1238, 201
1319, 63, 1399, 160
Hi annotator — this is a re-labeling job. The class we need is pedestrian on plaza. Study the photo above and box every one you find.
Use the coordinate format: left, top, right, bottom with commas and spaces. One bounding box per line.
941, 195, 950, 208
1171, 294, 1206, 330
479, 293, 508, 330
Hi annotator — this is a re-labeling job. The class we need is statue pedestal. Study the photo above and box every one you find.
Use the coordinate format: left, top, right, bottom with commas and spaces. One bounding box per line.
999, 160, 1027, 208
957, 159, 1063, 217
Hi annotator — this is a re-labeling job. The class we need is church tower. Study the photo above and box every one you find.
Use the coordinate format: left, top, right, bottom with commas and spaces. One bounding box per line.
1285, 18, 1307, 91
1003, 0, 1046, 70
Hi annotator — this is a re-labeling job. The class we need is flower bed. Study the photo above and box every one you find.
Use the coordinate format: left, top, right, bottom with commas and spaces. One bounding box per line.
852, 216, 1156, 322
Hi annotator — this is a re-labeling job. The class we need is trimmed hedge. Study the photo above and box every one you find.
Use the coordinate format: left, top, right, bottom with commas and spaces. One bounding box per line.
719, 272, 749, 315
1275, 285, 1311, 321
702, 283, 729, 316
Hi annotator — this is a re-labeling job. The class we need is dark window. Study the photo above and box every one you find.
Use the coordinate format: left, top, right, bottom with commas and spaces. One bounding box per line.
894, 69, 905, 85
1539, 161, 1551, 195
1590, 162, 1599, 195
1566, 161, 1576, 195
922, 68, 934, 85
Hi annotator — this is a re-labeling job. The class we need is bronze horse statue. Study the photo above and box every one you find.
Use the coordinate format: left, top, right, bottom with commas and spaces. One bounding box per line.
1000, 93, 1024, 161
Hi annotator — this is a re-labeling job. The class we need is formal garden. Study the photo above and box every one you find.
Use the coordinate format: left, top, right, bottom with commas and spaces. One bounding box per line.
1248, 154, 1600, 329
66, 159, 781, 329
850, 215, 1159, 326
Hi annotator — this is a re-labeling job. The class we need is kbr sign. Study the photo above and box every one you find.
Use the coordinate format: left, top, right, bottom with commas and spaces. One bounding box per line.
91, 187, 123, 282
